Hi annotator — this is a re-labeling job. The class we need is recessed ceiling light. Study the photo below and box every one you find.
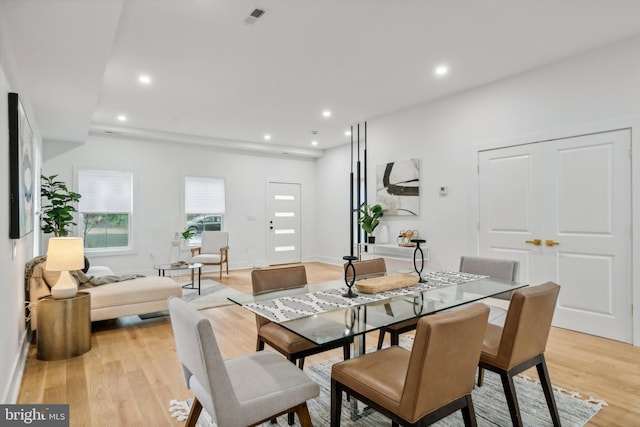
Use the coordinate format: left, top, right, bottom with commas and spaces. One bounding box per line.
322, 110, 332, 118
138, 74, 152, 85
264, 134, 271, 140
434, 65, 449, 77
344, 130, 351, 136
117, 114, 127, 122
311, 140, 318, 146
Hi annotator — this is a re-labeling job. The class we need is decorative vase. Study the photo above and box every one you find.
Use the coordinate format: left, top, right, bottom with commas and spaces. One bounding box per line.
367, 236, 376, 244
378, 224, 389, 244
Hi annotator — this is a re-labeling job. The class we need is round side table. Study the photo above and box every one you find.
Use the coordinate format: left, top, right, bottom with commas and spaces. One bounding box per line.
37, 292, 91, 361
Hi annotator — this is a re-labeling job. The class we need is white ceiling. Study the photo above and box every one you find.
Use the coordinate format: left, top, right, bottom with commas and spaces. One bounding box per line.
4, 0, 640, 157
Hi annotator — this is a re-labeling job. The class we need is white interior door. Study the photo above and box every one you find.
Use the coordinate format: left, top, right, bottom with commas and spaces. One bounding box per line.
266, 182, 302, 265
479, 129, 632, 342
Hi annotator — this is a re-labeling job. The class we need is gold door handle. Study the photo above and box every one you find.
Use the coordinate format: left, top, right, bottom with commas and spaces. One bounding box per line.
525, 239, 541, 246
546, 240, 560, 246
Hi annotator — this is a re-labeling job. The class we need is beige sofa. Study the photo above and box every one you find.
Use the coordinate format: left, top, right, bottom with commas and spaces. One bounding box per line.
28, 261, 182, 330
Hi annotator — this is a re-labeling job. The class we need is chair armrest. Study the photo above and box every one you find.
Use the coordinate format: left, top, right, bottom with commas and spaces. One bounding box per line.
191, 247, 201, 256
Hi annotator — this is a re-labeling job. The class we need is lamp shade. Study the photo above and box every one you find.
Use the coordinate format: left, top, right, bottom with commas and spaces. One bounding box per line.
46, 237, 85, 271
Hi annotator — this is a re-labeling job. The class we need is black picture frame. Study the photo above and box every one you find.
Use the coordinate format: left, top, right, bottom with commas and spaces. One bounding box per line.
8, 92, 35, 239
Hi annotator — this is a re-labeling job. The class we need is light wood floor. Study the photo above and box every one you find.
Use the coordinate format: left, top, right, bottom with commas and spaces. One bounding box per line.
18, 262, 640, 426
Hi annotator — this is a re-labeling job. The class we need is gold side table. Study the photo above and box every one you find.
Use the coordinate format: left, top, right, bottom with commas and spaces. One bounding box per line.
37, 291, 91, 361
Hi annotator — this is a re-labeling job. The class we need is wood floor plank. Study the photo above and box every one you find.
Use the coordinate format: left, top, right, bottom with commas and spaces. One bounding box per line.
16, 262, 640, 426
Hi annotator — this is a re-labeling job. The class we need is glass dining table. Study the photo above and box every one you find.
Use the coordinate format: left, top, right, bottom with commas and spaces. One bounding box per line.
228, 269, 527, 355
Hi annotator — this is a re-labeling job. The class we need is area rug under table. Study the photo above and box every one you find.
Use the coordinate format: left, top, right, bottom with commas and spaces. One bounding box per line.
181, 279, 248, 310
169, 341, 606, 426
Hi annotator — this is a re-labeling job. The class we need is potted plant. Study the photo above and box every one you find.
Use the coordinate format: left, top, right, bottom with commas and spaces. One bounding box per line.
358, 203, 383, 243
40, 174, 82, 237
181, 228, 195, 244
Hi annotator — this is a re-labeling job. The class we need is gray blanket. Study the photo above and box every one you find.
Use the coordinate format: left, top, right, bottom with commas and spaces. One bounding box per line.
72, 269, 145, 288
25, 255, 144, 292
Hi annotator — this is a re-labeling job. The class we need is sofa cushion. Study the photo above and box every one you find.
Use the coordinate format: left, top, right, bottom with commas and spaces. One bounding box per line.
191, 254, 221, 264
84, 276, 180, 309
86, 265, 114, 277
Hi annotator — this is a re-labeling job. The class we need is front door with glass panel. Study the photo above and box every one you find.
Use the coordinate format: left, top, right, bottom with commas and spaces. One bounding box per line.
266, 182, 301, 265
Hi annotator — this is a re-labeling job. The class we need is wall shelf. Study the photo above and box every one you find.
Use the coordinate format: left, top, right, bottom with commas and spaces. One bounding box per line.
356, 242, 429, 267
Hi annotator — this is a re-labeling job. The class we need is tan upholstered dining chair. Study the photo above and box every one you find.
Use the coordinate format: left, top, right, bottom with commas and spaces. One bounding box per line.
168, 296, 319, 427
344, 257, 387, 281
331, 303, 490, 427
252, 265, 353, 369
477, 281, 561, 427
190, 231, 229, 280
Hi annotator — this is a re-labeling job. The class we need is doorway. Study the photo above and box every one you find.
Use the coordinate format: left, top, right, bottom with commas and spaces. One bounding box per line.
266, 182, 302, 265
478, 129, 632, 342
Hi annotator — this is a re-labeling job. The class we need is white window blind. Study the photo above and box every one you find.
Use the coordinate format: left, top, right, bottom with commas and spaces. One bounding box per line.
185, 176, 225, 214
78, 170, 133, 213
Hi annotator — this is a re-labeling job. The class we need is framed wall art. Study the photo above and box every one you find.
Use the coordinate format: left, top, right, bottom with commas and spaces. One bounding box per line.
8, 92, 35, 239
376, 158, 420, 216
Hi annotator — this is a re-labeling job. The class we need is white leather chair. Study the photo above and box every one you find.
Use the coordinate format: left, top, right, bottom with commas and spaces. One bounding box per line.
190, 231, 229, 280
168, 296, 319, 427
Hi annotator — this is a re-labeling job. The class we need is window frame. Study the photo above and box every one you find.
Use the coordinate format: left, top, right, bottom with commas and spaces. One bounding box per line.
183, 175, 226, 244
77, 169, 136, 256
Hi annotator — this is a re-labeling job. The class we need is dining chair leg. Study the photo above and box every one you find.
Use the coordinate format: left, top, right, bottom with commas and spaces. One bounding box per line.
536, 356, 561, 426
477, 367, 485, 387
500, 372, 523, 427
461, 394, 478, 427
330, 378, 343, 427
377, 329, 386, 350
390, 331, 400, 346
296, 402, 313, 427
185, 397, 203, 427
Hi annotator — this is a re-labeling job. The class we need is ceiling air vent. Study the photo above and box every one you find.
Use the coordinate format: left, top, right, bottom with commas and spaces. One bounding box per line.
244, 8, 266, 25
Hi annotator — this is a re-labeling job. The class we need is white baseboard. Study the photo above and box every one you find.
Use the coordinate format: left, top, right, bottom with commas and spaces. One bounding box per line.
3, 329, 31, 403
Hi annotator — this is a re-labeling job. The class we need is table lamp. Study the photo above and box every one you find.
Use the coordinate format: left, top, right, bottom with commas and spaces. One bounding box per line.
46, 237, 84, 299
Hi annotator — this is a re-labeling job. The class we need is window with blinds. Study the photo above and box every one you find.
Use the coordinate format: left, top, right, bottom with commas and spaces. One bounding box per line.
184, 176, 225, 242
78, 170, 133, 250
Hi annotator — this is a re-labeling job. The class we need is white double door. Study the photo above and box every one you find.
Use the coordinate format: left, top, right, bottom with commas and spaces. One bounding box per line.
478, 129, 632, 342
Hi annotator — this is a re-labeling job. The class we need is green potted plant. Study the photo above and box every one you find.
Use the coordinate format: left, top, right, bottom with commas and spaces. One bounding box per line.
40, 174, 82, 237
181, 228, 195, 241
358, 203, 383, 243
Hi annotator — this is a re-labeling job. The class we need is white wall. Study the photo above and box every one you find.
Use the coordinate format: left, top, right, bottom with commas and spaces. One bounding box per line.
43, 135, 319, 275
318, 34, 640, 344
315, 143, 352, 265
0, 11, 40, 402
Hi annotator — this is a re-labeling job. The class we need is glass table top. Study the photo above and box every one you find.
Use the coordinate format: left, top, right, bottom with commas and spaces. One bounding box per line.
229, 271, 526, 345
